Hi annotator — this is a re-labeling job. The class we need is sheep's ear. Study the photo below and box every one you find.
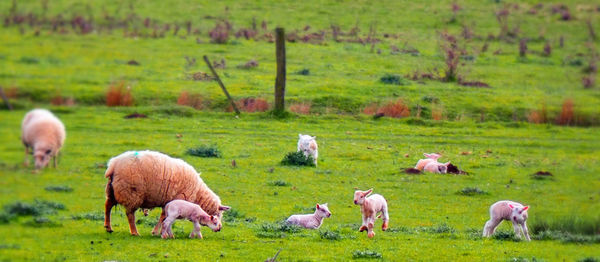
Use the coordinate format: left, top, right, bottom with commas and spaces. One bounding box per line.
365, 188, 373, 196
316, 204, 320, 209
522, 206, 529, 211
508, 204, 514, 209
423, 153, 430, 157
299, 134, 302, 138
219, 205, 231, 211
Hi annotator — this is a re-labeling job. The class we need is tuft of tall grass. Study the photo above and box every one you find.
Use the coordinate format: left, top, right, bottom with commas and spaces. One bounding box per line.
281, 151, 315, 167
531, 216, 600, 236
186, 145, 222, 158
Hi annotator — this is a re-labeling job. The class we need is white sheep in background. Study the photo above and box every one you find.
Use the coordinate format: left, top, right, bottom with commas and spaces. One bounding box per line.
21, 109, 66, 169
286, 203, 331, 229
353, 188, 389, 238
483, 200, 531, 241
161, 199, 222, 239
297, 134, 318, 166
423, 161, 451, 174
414, 153, 441, 171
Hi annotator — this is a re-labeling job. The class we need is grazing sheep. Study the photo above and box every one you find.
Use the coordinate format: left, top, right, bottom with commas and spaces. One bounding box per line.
353, 189, 389, 238
297, 134, 318, 166
21, 109, 66, 169
423, 161, 451, 174
286, 203, 331, 229
103, 150, 230, 236
483, 200, 531, 241
414, 153, 441, 171
161, 199, 221, 239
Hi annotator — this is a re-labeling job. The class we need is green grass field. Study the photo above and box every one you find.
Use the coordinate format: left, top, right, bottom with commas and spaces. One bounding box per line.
1, 0, 600, 261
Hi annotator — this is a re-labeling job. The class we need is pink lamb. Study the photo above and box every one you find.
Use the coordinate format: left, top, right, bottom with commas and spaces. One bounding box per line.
414, 153, 441, 171
160, 199, 222, 239
297, 134, 318, 166
483, 200, 531, 241
21, 109, 66, 169
353, 189, 389, 238
286, 203, 331, 229
423, 161, 451, 174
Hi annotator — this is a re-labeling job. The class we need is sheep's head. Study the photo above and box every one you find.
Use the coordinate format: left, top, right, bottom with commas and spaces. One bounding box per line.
33, 146, 53, 169
298, 134, 317, 151
437, 162, 451, 174
423, 153, 441, 160
509, 204, 529, 223
353, 189, 372, 205
316, 203, 331, 218
199, 214, 222, 232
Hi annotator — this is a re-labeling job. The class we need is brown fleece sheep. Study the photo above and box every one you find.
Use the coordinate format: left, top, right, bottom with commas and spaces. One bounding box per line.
104, 150, 230, 236
21, 109, 66, 169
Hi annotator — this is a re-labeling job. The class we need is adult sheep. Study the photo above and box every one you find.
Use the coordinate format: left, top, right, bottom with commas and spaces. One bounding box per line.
103, 150, 230, 236
21, 109, 66, 169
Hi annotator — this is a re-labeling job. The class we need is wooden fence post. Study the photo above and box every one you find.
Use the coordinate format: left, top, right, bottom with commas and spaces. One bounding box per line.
203, 55, 240, 115
274, 27, 286, 113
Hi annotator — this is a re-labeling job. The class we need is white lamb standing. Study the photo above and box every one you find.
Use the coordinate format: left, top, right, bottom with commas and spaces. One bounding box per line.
286, 203, 331, 229
414, 153, 441, 171
297, 134, 318, 166
483, 200, 531, 241
161, 199, 222, 239
21, 109, 66, 169
353, 188, 389, 238
423, 161, 451, 174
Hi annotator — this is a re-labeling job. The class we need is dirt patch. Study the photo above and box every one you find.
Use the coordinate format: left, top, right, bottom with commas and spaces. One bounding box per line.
124, 113, 147, 119
404, 168, 422, 174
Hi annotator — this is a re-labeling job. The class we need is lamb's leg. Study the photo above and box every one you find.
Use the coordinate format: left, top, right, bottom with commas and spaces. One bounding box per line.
23, 147, 30, 167
367, 216, 375, 238
126, 208, 139, 236
512, 221, 522, 239
192, 221, 203, 239
104, 197, 116, 233
521, 222, 531, 241
359, 213, 368, 232
152, 209, 166, 235
381, 205, 389, 231
161, 216, 175, 239
483, 219, 501, 237
53, 155, 57, 168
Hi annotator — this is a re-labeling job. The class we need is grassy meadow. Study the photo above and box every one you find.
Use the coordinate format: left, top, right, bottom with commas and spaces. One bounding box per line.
1, 0, 599, 261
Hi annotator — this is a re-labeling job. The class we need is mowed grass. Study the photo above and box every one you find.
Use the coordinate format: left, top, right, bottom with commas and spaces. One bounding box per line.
0, 108, 599, 261
1, 0, 600, 121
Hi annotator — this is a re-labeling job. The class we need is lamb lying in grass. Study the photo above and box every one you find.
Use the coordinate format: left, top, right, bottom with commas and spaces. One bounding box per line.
423, 161, 451, 174
483, 200, 531, 241
353, 189, 389, 238
286, 203, 331, 229
297, 134, 318, 166
161, 199, 222, 239
414, 153, 441, 171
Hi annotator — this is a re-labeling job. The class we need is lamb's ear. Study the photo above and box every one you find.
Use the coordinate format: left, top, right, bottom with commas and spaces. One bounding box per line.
219, 205, 231, 211
522, 206, 529, 211
316, 204, 320, 209
365, 188, 373, 196
508, 204, 514, 209
299, 134, 302, 138
423, 153, 430, 157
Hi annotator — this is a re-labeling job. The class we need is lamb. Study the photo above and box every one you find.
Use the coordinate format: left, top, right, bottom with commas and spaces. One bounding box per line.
103, 150, 230, 236
414, 153, 441, 171
297, 134, 318, 166
482, 200, 531, 241
423, 161, 451, 174
353, 189, 389, 238
21, 109, 66, 169
161, 199, 222, 239
286, 203, 331, 229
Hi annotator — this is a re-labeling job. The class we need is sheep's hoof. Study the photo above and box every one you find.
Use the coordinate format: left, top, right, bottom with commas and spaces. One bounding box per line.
130, 232, 140, 236
359, 225, 367, 232
104, 226, 113, 233
367, 232, 375, 238
382, 222, 389, 231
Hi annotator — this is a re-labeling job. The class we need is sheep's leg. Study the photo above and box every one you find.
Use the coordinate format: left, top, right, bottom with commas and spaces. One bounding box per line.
23, 147, 30, 167
53, 155, 57, 168
511, 221, 522, 239
359, 214, 368, 232
483, 219, 501, 237
521, 222, 531, 241
192, 221, 203, 239
152, 209, 166, 235
161, 216, 175, 239
126, 208, 140, 236
367, 216, 375, 238
103, 197, 116, 233
381, 205, 389, 231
